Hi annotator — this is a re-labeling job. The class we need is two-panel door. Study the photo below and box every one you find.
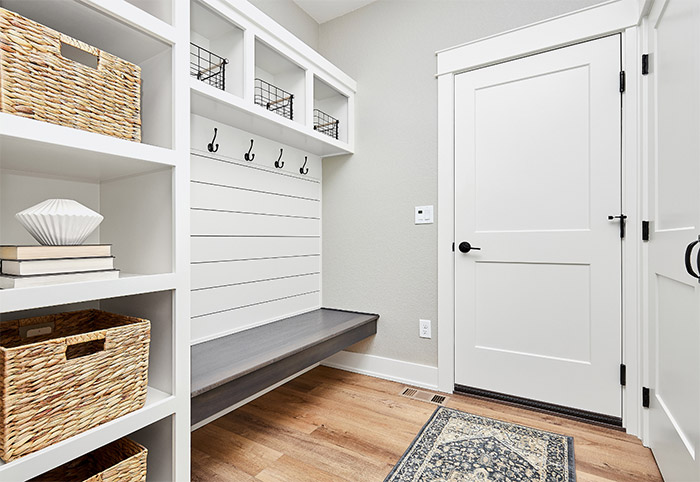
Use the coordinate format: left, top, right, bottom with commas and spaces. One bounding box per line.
646, 0, 700, 480
454, 35, 623, 418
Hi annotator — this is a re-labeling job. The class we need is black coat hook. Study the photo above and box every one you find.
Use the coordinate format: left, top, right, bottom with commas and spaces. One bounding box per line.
244, 139, 255, 161
275, 148, 285, 168
207, 127, 219, 152
299, 156, 309, 175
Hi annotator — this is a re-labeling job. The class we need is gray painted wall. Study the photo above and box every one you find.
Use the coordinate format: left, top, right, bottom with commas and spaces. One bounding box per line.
248, 0, 319, 50
318, 0, 606, 367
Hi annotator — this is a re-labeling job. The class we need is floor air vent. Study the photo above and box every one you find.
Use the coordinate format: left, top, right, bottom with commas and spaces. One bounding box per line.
400, 387, 448, 405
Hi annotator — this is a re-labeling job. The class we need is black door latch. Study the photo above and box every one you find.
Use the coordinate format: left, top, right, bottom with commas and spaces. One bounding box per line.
608, 214, 628, 239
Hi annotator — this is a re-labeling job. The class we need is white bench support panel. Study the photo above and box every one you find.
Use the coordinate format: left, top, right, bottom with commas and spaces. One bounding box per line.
190, 308, 378, 425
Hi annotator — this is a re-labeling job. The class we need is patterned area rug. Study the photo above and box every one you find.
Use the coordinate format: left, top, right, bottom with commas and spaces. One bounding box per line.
385, 406, 575, 482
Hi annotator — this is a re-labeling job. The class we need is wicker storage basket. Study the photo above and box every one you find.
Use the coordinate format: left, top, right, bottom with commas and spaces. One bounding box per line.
29, 437, 147, 482
0, 310, 150, 462
0, 8, 141, 142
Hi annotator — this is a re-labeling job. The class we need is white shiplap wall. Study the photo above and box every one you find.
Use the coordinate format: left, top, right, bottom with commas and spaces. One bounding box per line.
190, 114, 322, 344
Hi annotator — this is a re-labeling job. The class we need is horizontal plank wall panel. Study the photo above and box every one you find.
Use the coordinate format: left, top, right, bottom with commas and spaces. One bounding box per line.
192, 273, 321, 318
191, 154, 320, 200
192, 255, 321, 290
191, 210, 320, 236
191, 236, 320, 263
191, 181, 320, 218
190, 115, 321, 343
191, 291, 321, 343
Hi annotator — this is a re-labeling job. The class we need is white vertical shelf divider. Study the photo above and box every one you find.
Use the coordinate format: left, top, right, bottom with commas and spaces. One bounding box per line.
173, 0, 191, 479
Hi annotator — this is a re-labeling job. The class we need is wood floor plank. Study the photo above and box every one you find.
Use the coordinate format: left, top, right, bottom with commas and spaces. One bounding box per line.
192, 423, 283, 476
191, 448, 256, 482
255, 455, 350, 482
213, 407, 391, 481
191, 366, 663, 482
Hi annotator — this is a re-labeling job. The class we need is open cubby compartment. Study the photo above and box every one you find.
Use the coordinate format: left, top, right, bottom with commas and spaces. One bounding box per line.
255, 38, 306, 124
124, 0, 173, 25
129, 415, 174, 481
0, 289, 175, 398
313, 76, 349, 143
0, 167, 173, 276
191, 1, 244, 96
0, 0, 174, 149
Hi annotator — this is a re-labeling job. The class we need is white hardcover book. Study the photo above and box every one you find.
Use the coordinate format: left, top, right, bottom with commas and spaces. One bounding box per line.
0, 244, 112, 260
1, 257, 115, 276
0, 270, 120, 289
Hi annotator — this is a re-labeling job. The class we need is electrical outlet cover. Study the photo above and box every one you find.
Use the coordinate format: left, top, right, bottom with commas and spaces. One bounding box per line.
419, 319, 432, 338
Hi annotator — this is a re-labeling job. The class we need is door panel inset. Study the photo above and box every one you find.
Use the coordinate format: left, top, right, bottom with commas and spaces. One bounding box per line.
656, 274, 699, 458
474, 66, 591, 233
474, 262, 591, 363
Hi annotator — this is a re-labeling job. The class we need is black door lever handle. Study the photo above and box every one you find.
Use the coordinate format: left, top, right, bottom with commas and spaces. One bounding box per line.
458, 241, 481, 253
685, 236, 700, 282
608, 214, 628, 239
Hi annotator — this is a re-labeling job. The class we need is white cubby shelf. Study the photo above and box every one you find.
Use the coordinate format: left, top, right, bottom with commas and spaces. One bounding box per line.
0, 388, 175, 482
0, 114, 176, 182
0, 0, 176, 150
191, 78, 351, 157
0, 273, 177, 314
190, 0, 356, 158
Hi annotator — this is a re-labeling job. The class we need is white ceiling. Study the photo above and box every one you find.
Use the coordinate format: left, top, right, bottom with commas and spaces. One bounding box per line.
292, 0, 378, 24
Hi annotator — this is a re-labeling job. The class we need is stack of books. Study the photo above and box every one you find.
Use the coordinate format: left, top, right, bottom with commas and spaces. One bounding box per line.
0, 245, 119, 289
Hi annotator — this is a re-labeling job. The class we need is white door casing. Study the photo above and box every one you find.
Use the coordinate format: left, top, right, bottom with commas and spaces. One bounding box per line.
454, 35, 623, 417
645, 0, 700, 479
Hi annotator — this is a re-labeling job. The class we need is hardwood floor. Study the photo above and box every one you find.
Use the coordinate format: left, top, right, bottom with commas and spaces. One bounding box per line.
191, 366, 662, 481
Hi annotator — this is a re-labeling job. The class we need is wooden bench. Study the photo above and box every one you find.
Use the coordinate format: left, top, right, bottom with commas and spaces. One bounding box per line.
191, 308, 379, 425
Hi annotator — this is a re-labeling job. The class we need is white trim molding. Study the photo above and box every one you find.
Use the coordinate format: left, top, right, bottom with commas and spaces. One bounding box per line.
322, 351, 440, 392
436, 0, 644, 437
436, 0, 642, 76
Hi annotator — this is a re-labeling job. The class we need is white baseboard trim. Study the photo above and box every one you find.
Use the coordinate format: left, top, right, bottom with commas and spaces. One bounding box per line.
190, 363, 320, 431
322, 351, 440, 392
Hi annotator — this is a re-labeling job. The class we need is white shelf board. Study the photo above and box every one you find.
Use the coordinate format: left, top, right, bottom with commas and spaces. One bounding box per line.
0, 114, 175, 182
0, 387, 175, 481
190, 80, 353, 158
0, 272, 177, 314
78, 0, 176, 45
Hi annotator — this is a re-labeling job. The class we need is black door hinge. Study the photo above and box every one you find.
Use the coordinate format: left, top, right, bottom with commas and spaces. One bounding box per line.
642, 54, 649, 75
620, 364, 627, 386
642, 220, 650, 241
619, 71, 626, 93
642, 387, 650, 408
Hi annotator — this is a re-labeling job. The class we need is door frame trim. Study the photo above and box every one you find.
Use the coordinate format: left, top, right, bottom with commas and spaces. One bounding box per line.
436, 0, 645, 437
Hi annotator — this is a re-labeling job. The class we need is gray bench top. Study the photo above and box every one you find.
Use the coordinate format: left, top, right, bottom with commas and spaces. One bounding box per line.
191, 308, 379, 397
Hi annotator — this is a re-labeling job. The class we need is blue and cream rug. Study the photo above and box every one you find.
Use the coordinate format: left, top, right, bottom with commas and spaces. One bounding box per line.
385, 406, 575, 482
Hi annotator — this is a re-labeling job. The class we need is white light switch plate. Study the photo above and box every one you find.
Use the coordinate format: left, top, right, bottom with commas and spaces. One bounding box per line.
415, 205, 434, 224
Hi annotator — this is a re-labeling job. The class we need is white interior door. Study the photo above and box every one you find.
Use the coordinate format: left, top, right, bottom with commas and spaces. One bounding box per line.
646, 0, 700, 479
454, 35, 623, 417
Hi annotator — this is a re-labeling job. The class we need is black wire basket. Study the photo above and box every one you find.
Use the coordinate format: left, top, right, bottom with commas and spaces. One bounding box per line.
313, 109, 339, 140
255, 78, 294, 120
190, 42, 228, 91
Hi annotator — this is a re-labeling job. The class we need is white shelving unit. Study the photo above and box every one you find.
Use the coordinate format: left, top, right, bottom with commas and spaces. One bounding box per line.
190, 0, 357, 157
0, 0, 190, 480
0, 0, 354, 478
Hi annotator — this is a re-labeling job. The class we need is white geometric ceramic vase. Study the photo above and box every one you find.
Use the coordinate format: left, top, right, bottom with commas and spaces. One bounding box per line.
15, 199, 104, 246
